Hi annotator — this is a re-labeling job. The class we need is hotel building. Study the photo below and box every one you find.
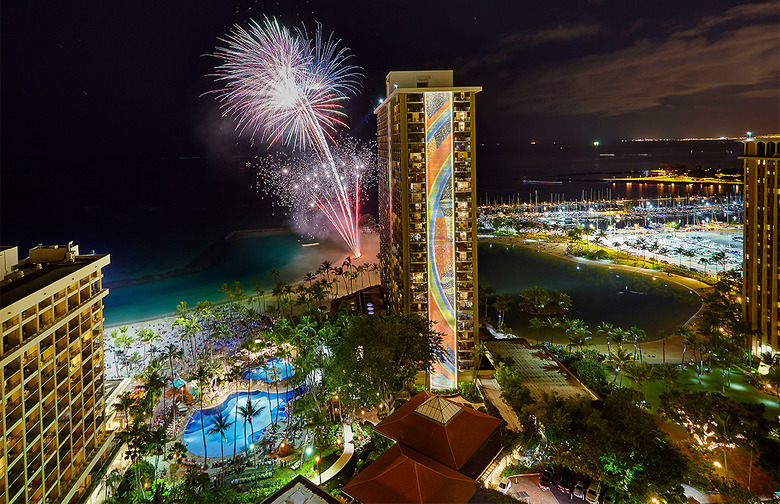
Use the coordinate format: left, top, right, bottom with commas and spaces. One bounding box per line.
1, 243, 114, 504
374, 71, 481, 389
740, 136, 779, 353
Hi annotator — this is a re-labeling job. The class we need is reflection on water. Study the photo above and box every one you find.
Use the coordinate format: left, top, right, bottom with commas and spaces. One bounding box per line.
103, 233, 347, 325
478, 243, 699, 343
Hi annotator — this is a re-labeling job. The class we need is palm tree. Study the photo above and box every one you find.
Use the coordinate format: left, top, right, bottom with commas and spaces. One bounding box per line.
492, 294, 514, 330
113, 391, 136, 430
713, 413, 740, 488
741, 420, 762, 492
611, 343, 635, 378
191, 362, 212, 467
674, 246, 686, 268
652, 362, 679, 392
162, 343, 184, 417
683, 249, 696, 270
712, 251, 727, 275
317, 260, 333, 286
628, 326, 647, 361
226, 364, 244, 459
254, 285, 266, 314
472, 342, 488, 373
676, 325, 694, 365
207, 411, 233, 469
517, 286, 550, 317
479, 285, 496, 320
766, 363, 780, 404
238, 398, 266, 463
597, 322, 615, 354
104, 469, 123, 500
608, 327, 627, 351
564, 319, 591, 354
546, 317, 562, 345
622, 361, 651, 400
529, 317, 545, 345
141, 366, 166, 418
656, 329, 669, 363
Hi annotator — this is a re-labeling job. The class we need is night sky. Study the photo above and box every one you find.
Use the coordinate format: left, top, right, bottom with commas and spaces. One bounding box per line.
2, 1, 778, 243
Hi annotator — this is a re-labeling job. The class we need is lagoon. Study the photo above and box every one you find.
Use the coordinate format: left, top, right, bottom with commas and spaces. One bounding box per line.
477, 242, 699, 343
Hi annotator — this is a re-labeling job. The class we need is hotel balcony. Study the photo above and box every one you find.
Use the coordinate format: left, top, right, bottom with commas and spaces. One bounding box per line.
7, 399, 24, 428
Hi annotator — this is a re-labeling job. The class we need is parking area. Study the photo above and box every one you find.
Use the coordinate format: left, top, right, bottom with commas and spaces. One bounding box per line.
501, 474, 591, 504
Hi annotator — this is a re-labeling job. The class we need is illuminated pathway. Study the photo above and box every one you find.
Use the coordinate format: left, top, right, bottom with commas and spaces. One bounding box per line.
317, 422, 354, 484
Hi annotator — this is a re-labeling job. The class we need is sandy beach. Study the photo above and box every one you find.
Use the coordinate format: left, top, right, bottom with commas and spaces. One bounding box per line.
103, 232, 380, 379
103, 229, 708, 376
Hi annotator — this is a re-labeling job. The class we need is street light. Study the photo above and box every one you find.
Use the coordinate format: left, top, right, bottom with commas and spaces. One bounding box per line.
315, 455, 321, 485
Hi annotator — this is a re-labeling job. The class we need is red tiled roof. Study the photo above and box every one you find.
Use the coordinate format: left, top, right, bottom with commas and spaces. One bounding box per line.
342, 444, 476, 504
373, 391, 501, 470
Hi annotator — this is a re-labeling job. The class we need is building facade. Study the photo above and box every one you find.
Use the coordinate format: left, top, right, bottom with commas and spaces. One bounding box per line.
740, 137, 779, 353
375, 71, 481, 388
1, 243, 114, 504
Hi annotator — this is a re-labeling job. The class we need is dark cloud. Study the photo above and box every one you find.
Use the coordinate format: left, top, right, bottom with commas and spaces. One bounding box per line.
498, 23, 603, 49
501, 12, 778, 119
462, 22, 602, 71
674, 1, 778, 38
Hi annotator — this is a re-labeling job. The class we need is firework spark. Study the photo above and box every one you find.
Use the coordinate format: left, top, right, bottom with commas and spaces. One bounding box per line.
211, 17, 364, 255
254, 137, 376, 255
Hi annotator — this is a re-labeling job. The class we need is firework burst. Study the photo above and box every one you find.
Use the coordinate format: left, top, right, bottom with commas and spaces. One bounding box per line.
254, 137, 376, 255
210, 17, 365, 256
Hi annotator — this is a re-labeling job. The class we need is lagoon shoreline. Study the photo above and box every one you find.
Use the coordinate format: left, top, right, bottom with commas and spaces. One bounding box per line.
479, 234, 711, 363
104, 230, 706, 367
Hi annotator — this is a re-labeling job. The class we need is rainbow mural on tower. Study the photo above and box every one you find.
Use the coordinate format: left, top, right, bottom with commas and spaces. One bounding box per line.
425, 91, 457, 390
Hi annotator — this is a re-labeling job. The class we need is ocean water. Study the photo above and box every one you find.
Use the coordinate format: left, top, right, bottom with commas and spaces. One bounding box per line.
478, 243, 700, 341
4, 141, 737, 328
103, 233, 347, 325
477, 140, 742, 203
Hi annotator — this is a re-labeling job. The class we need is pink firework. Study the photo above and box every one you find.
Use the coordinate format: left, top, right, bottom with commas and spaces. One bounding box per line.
211, 17, 364, 256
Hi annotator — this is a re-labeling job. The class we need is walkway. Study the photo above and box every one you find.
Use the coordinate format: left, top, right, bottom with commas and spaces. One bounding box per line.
477, 378, 522, 431
318, 422, 354, 484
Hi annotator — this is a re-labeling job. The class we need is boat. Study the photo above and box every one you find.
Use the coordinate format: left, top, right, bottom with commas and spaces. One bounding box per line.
521, 179, 562, 185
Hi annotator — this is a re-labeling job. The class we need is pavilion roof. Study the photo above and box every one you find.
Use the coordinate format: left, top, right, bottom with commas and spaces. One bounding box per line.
373, 391, 501, 470
341, 443, 476, 504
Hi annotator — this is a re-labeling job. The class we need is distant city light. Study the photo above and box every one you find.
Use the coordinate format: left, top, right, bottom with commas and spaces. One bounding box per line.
593, 141, 600, 147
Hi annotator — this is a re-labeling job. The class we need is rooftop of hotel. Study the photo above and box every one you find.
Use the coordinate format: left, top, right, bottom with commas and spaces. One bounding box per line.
373, 390, 502, 470
485, 339, 599, 401
0, 243, 108, 309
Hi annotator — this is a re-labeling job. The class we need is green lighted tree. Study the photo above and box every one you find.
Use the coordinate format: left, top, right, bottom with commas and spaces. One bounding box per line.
329, 312, 444, 414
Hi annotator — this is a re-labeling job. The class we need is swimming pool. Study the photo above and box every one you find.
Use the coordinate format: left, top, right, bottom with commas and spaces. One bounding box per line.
242, 358, 295, 382
183, 388, 302, 458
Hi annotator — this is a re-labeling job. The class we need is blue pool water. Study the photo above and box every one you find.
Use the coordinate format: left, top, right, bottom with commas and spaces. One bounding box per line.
183, 388, 302, 458
242, 358, 295, 382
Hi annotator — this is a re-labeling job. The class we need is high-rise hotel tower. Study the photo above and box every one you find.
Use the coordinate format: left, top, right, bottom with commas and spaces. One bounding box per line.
740, 136, 779, 353
1, 243, 113, 504
375, 71, 481, 389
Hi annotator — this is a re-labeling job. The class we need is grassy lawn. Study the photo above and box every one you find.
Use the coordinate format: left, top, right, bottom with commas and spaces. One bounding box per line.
610, 364, 779, 420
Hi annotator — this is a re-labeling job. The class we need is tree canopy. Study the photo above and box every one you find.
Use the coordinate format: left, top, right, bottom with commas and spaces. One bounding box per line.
328, 312, 444, 413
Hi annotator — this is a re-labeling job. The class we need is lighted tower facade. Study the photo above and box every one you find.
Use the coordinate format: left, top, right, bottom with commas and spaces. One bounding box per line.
1, 243, 113, 504
740, 136, 779, 353
375, 71, 481, 388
